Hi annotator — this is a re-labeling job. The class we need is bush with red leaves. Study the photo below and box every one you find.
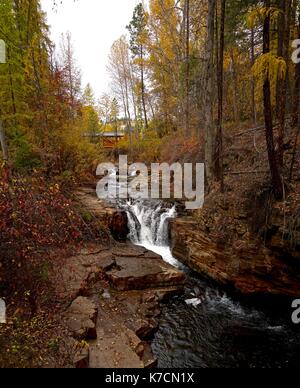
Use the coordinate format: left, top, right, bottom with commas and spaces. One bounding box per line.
0, 172, 103, 313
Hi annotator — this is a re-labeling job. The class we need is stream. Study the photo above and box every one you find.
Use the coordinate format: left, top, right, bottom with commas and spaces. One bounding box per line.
119, 199, 300, 369
102, 167, 300, 368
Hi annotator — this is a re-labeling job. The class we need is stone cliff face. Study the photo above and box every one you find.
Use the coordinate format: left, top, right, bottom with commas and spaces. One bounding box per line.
170, 216, 300, 297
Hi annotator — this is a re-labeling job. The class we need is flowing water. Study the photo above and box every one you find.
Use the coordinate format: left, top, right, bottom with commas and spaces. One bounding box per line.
118, 198, 300, 369
105, 168, 300, 368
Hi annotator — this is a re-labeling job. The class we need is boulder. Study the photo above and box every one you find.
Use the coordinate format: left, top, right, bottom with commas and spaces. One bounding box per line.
109, 211, 129, 241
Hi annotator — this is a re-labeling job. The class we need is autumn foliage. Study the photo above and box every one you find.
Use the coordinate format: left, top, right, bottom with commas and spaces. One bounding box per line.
0, 169, 106, 312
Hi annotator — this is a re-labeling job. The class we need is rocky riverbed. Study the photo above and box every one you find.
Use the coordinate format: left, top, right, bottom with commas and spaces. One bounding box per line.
57, 189, 185, 368
63, 184, 300, 368
60, 243, 185, 368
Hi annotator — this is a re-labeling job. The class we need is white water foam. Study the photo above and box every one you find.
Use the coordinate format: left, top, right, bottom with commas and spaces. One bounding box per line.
123, 200, 183, 269
185, 298, 202, 307
266, 326, 284, 332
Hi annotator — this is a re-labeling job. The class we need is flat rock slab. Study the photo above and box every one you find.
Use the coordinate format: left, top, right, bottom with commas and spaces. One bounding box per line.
112, 245, 161, 259
64, 297, 98, 340
89, 329, 145, 369
107, 256, 186, 291
58, 250, 115, 301
89, 289, 159, 368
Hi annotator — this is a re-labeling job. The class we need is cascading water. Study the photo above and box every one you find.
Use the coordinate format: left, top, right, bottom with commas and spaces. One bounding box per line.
120, 199, 182, 268
110, 169, 300, 368
121, 199, 300, 368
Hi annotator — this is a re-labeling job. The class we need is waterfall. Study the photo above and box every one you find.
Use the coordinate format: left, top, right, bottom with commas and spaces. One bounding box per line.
125, 201, 175, 246
103, 167, 183, 268
119, 199, 182, 268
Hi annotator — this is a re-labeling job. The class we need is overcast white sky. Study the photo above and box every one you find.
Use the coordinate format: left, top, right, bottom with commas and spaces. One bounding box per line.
41, 0, 139, 98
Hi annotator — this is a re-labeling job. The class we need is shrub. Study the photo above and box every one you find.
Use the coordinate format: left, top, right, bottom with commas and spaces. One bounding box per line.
0, 171, 108, 313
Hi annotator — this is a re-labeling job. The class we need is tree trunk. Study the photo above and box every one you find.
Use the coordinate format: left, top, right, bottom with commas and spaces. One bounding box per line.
7, 47, 17, 115
204, 0, 216, 184
0, 121, 9, 162
121, 59, 133, 152
292, 6, 300, 127
140, 45, 148, 129
263, 0, 283, 199
277, 0, 291, 167
215, 0, 226, 188
185, 0, 190, 137
129, 63, 138, 129
250, 27, 257, 124
289, 120, 300, 182
289, 1, 300, 179
230, 50, 239, 122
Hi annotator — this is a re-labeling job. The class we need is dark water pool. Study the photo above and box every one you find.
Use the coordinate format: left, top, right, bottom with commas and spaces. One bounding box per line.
119, 196, 300, 369
152, 273, 300, 368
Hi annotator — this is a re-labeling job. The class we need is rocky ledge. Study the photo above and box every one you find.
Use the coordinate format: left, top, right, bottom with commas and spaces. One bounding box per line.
75, 186, 129, 241
170, 217, 300, 297
58, 243, 185, 368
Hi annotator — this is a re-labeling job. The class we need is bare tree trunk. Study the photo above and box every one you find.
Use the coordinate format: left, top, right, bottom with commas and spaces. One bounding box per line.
0, 121, 9, 162
215, 0, 226, 189
228, 49, 239, 122
289, 0, 300, 179
263, 0, 283, 199
121, 57, 133, 152
147, 94, 155, 119
204, 0, 216, 183
277, 0, 292, 167
250, 27, 257, 124
185, 0, 190, 137
125, 94, 133, 152
140, 45, 148, 129
292, 5, 300, 127
129, 63, 138, 127
7, 47, 17, 115
289, 121, 300, 182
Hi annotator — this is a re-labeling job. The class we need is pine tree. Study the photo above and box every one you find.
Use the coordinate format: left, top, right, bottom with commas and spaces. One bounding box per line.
127, 3, 149, 129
